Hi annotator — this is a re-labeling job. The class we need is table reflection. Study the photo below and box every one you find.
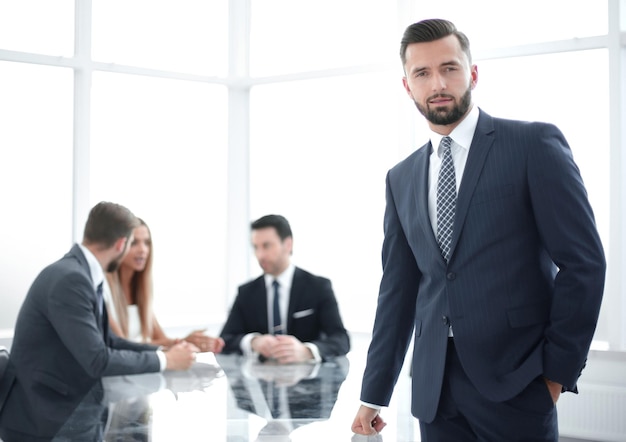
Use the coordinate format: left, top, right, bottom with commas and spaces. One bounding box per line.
53, 361, 223, 441
217, 354, 349, 440
50, 354, 350, 441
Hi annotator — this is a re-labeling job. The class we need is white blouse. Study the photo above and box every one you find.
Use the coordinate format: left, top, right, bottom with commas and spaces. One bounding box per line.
102, 279, 143, 342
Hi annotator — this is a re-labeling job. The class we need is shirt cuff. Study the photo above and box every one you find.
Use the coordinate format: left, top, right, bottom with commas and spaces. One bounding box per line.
241, 332, 260, 357
361, 401, 383, 411
304, 343, 322, 363
156, 349, 167, 371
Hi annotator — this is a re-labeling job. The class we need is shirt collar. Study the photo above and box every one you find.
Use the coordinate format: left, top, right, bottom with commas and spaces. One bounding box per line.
429, 105, 480, 155
78, 243, 105, 289
264, 263, 295, 288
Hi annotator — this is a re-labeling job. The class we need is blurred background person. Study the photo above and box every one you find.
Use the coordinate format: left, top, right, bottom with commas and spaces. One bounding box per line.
220, 214, 350, 363
105, 218, 224, 353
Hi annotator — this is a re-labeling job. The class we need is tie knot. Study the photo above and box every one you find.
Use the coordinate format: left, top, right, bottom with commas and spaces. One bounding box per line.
272, 279, 279, 289
440, 136, 452, 153
96, 282, 103, 296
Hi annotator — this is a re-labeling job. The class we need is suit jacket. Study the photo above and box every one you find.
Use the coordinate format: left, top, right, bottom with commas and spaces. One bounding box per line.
360, 109, 606, 423
220, 267, 350, 360
0, 244, 161, 440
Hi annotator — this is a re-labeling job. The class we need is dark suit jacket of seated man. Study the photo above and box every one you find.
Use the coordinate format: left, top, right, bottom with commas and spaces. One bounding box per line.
220, 214, 350, 363
0, 202, 197, 441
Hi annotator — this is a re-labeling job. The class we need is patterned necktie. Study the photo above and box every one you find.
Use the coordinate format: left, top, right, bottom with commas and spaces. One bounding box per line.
272, 280, 283, 335
436, 136, 457, 262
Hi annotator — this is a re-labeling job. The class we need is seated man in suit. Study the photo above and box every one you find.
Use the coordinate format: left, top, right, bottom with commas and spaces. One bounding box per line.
0, 202, 198, 441
220, 214, 350, 363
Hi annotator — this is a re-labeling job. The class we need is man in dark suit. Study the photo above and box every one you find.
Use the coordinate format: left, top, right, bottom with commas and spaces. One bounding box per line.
220, 214, 350, 363
351, 19, 606, 441
0, 202, 198, 441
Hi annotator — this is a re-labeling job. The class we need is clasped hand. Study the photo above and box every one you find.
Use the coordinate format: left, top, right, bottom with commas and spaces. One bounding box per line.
168, 330, 225, 354
182, 329, 225, 354
251, 334, 313, 364
164, 341, 200, 370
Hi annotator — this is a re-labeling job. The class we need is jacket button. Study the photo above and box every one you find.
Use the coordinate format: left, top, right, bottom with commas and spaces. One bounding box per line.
446, 272, 456, 280
442, 315, 450, 325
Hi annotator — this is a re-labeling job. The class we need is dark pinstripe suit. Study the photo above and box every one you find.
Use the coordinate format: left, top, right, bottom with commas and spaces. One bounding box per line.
360, 109, 605, 429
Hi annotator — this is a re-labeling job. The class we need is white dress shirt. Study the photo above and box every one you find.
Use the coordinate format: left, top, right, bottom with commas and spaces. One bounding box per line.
427, 105, 480, 235
241, 264, 321, 362
102, 280, 142, 341
264, 264, 295, 334
78, 243, 104, 291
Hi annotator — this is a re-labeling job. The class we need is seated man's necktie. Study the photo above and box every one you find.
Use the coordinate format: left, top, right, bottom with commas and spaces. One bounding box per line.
272, 280, 283, 335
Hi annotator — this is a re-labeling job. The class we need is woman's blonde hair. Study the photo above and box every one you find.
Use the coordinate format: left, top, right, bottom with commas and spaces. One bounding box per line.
106, 218, 154, 342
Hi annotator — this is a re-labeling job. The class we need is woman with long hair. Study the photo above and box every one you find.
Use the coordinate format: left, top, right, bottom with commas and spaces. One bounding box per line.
105, 218, 224, 353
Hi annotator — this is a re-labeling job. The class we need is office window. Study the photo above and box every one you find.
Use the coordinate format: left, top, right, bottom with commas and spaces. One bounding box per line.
92, 0, 229, 76
0, 0, 74, 56
411, 0, 607, 49
90, 72, 229, 327
249, 71, 403, 332
0, 61, 74, 330
250, 0, 397, 77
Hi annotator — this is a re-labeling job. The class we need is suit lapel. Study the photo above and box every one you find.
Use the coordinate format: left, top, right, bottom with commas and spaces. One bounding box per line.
253, 277, 271, 333
411, 144, 440, 257
287, 268, 302, 331
449, 111, 495, 260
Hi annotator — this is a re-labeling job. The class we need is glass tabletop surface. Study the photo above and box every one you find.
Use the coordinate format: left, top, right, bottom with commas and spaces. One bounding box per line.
49, 332, 417, 441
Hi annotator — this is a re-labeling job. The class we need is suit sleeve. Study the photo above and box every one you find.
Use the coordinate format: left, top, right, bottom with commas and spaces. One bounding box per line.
49, 273, 161, 378
307, 278, 351, 360
219, 287, 254, 354
106, 325, 158, 352
527, 123, 606, 390
360, 171, 421, 406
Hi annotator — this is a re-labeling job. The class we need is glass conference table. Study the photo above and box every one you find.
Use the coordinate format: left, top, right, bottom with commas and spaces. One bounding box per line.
51, 333, 419, 441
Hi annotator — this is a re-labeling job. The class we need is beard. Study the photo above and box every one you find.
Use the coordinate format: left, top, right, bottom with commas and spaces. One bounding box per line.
106, 250, 126, 273
415, 85, 472, 126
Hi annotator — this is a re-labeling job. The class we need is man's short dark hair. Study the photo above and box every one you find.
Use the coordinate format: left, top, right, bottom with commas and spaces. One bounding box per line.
251, 214, 292, 241
400, 18, 472, 67
83, 201, 139, 248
